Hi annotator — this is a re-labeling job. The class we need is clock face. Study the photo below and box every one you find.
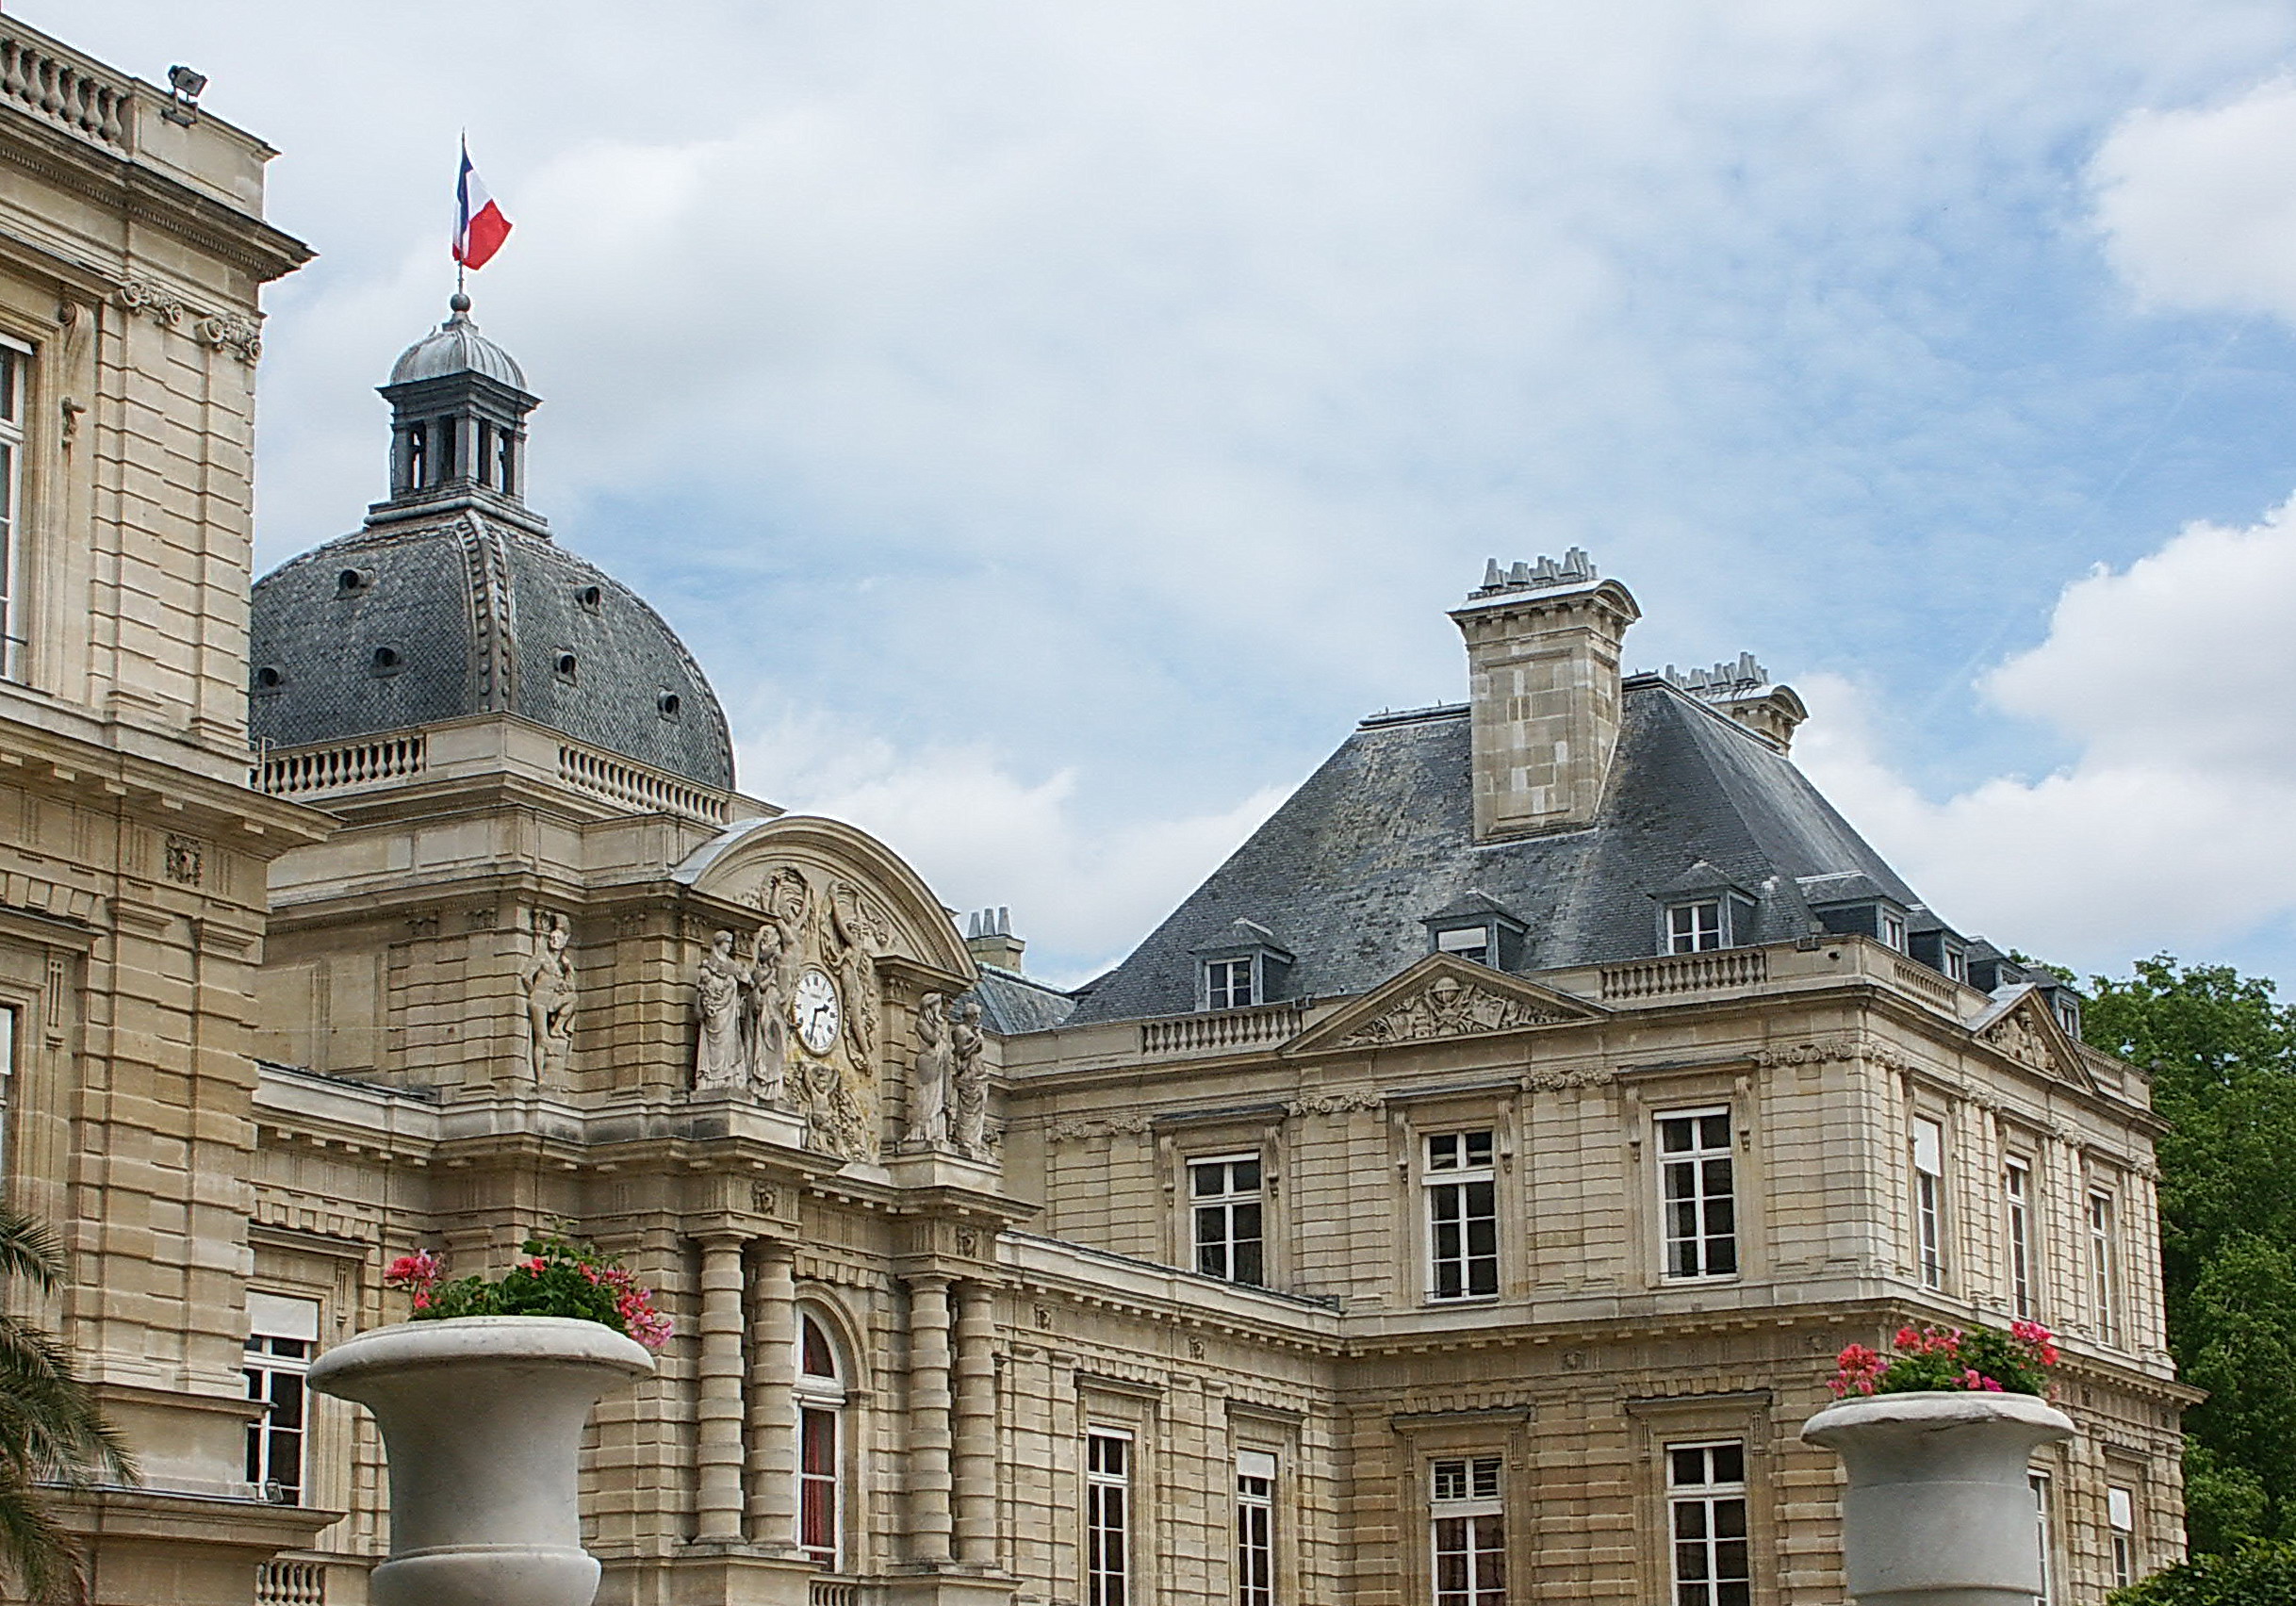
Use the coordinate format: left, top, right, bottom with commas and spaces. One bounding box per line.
792, 966, 842, 1056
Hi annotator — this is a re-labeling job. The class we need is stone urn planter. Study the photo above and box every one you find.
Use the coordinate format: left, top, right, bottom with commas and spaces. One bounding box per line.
308, 1316, 654, 1606
1801, 1390, 2075, 1606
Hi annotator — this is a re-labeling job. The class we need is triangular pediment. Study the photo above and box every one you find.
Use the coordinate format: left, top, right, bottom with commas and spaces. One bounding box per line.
1970, 987, 2095, 1093
1286, 954, 1604, 1057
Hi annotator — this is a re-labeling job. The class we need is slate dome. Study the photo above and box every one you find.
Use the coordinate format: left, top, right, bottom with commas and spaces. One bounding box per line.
248, 301, 734, 792
387, 293, 526, 388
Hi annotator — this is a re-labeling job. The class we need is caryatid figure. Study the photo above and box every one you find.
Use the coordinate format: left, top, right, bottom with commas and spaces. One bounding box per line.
692, 929, 748, 1092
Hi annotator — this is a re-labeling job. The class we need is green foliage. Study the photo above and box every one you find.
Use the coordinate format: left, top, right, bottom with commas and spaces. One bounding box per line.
2086, 957, 2296, 1550
0, 1207, 138, 1605
2183, 1440, 2269, 1560
2107, 1539, 2296, 1605
415, 1237, 624, 1331
1834, 1321, 2057, 1398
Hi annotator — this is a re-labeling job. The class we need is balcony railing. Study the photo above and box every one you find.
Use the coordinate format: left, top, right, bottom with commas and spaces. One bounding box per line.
1140, 1001, 1305, 1057
1599, 947, 1769, 1002
256, 734, 427, 796
0, 25, 135, 155
254, 1560, 325, 1606
556, 743, 730, 825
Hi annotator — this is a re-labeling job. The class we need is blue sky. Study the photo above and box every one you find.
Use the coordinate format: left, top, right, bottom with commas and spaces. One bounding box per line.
47, 0, 2296, 991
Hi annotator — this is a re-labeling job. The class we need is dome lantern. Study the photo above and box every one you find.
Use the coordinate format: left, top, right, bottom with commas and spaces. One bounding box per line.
369, 293, 548, 536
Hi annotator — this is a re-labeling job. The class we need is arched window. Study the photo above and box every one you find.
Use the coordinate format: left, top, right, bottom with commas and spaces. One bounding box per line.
795, 1313, 845, 1569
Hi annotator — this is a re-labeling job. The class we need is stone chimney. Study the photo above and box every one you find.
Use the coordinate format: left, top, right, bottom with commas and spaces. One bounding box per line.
1450, 551, 1641, 842
1662, 652, 1810, 754
963, 907, 1025, 973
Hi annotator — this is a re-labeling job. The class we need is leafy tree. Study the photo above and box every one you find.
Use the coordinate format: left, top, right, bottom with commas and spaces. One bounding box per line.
2087, 957, 2296, 1549
2106, 1538, 2296, 1605
0, 1208, 137, 1603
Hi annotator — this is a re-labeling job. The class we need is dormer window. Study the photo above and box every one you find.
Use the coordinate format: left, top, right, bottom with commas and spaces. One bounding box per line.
1205, 958, 1255, 1010
1879, 910, 1908, 952
1421, 893, 1525, 971
1944, 945, 1967, 983
1192, 919, 1292, 1012
1651, 862, 1758, 957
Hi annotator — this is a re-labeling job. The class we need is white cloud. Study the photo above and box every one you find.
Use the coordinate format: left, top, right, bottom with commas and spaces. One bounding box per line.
735, 712, 1285, 987
1797, 498, 2296, 975
2093, 76, 2296, 320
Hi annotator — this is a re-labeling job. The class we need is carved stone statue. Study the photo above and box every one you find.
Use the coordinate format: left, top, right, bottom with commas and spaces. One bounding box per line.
520, 913, 577, 1079
693, 930, 748, 1092
909, 992, 951, 1148
950, 997, 990, 1159
747, 916, 789, 1101
828, 883, 880, 1067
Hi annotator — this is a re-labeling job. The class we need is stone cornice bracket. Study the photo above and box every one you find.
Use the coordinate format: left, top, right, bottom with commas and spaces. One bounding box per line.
107, 276, 263, 363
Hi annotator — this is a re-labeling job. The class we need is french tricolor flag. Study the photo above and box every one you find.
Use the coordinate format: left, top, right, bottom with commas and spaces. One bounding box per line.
453, 139, 513, 271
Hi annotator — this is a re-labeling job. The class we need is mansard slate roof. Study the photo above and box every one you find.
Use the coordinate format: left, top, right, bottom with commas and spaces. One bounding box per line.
249, 511, 736, 790
1064, 675, 1930, 1025
969, 966, 1079, 1035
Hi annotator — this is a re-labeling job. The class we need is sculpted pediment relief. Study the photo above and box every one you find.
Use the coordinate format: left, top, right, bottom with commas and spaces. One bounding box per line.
1287, 955, 1602, 1057
1971, 990, 2094, 1093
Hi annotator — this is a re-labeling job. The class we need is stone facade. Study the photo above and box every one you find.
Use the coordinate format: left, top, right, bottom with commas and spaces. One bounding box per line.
0, 15, 336, 1603
4, 17, 2187, 1606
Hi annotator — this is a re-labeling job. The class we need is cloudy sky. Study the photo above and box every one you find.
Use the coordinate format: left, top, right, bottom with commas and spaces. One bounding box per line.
47, 0, 2296, 991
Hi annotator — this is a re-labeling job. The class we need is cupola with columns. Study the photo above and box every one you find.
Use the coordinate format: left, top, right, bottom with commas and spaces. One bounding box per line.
368, 291, 547, 536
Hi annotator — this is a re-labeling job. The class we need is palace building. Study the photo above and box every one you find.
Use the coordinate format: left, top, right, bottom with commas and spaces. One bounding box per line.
1, 14, 2187, 1606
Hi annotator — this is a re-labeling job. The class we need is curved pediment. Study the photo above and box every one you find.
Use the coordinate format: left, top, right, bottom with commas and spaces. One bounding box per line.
677, 813, 976, 983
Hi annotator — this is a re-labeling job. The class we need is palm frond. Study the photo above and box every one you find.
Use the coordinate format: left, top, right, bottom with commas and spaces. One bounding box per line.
0, 1213, 65, 1299
0, 1463, 86, 1606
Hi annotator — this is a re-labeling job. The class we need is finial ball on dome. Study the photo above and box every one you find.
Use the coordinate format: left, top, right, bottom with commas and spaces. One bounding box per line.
449, 292, 472, 313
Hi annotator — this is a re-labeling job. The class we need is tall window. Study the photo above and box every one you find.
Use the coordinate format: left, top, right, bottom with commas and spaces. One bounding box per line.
795, 1315, 845, 1567
1205, 958, 1255, 1010
1659, 1109, 1737, 1279
1086, 1429, 1132, 1606
1667, 901, 1723, 954
1191, 1155, 1264, 1285
1429, 1455, 1504, 1606
1911, 1117, 1945, 1289
243, 1293, 319, 1504
2108, 1486, 2137, 1590
1668, 1442, 1750, 1606
1425, 1132, 1498, 1302
2005, 1160, 2035, 1319
2088, 1193, 2119, 1346
1236, 1450, 1275, 1606
2029, 1471, 2055, 1606
0, 1005, 14, 1180
0, 339, 24, 681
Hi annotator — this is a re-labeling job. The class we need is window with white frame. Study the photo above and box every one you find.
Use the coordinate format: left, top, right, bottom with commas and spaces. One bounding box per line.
1666, 900, 1723, 954
0, 338, 24, 681
243, 1292, 319, 1504
2005, 1159, 2035, 1319
2088, 1192, 2119, 1346
1659, 1108, 1737, 1279
795, 1314, 845, 1567
1191, 1155, 1264, 1286
1086, 1428, 1132, 1606
1668, 1441, 1750, 1606
1205, 958, 1255, 1011
1424, 1131, 1499, 1302
1880, 910, 1909, 952
1944, 944, 1969, 984
0, 1005, 14, 1180
1436, 925, 1492, 965
2029, 1470, 2055, 1606
1912, 1117, 1945, 1289
1236, 1450, 1275, 1606
2108, 1485, 2137, 1590
1429, 1455, 1505, 1606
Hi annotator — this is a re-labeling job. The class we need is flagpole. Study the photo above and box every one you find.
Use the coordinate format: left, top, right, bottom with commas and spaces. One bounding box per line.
454, 130, 467, 303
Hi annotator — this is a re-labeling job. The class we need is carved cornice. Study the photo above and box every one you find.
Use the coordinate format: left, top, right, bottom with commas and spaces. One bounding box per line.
1048, 1115, 1153, 1143
1751, 1035, 1910, 1072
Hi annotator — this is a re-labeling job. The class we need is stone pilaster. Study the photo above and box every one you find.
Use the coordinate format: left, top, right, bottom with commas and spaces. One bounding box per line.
694, 1233, 748, 1542
746, 1241, 799, 1551
908, 1273, 956, 1566
953, 1280, 999, 1567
